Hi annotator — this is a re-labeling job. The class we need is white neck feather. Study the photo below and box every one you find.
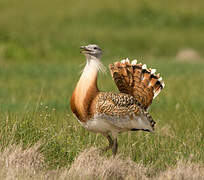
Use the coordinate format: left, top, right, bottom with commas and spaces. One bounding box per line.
81, 57, 106, 80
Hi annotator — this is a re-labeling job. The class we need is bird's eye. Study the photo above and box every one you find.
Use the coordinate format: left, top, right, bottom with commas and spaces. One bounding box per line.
94, 47, 97, 50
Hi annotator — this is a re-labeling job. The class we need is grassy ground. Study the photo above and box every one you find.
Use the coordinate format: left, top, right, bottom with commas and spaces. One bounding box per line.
0, 0, 204, 179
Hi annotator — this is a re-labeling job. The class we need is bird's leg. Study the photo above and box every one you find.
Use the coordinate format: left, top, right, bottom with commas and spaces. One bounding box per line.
102, 134, 113, 152
112, 138, 118, 156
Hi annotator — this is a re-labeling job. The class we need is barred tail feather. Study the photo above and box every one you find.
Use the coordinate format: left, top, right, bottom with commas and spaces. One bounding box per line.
109, 59, 165, 109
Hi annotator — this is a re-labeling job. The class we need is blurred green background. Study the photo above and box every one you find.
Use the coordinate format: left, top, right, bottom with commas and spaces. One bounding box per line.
0, 0, 204, 61
1, 0, 204, 112
0, 0, 203, 171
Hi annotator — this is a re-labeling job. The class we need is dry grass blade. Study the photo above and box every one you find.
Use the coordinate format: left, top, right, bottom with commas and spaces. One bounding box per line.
0, 144, 203, 180
156, 161, 204, 180
68, 147, 148, 180
0, 142, 44, 179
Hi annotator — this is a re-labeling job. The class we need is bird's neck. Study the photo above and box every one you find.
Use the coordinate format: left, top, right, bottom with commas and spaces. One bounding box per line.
81, 58, 99, 86
78, 57, 101, 93
71, 57, 103, 121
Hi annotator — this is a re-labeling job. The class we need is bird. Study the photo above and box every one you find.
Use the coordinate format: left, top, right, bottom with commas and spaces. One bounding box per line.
70, 44, 165, 155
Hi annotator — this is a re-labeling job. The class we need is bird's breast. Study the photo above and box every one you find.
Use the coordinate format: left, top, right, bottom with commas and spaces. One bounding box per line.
70, 79, 99, 122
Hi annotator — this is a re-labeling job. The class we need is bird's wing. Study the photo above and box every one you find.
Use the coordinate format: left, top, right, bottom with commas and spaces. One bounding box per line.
109, 59, 165, 109
95, 92, 155, 131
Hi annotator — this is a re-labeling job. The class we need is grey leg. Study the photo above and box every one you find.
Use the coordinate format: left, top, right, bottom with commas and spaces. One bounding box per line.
103, 134, 113, 152
112, 138, 118, 156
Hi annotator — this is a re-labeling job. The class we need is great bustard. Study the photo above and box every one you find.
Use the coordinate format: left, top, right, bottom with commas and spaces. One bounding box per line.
70, 44, 165, 155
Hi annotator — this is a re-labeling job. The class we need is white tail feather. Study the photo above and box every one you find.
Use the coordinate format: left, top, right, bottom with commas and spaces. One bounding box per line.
161, 80, 165, 88
158, 77, 162, 81
125, 58, 130, 63
151, 69, 156, 74
121, 59, 126, 64
153, 88, 161, 99
142, 64, 147, 69
131, 59, 137, 65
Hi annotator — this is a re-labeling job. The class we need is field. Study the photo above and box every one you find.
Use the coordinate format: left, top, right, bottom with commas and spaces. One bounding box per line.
0, 0, 204, 179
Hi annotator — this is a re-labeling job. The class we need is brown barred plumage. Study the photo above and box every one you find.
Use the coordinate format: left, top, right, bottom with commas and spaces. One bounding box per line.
109, 59, 164, 109
70, 44, 165, 155
94, 92, 156, 131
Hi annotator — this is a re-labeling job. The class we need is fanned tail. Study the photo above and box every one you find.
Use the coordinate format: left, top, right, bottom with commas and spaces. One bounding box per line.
109, 58, 165, 109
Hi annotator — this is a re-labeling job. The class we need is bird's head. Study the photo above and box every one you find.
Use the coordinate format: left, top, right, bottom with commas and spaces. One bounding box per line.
80, 44, 102, 60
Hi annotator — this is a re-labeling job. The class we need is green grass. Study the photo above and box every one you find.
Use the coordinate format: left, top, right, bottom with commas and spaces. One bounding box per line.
0, 60, 203, 172
0, 0, 204, 61
0, 0, 204, 176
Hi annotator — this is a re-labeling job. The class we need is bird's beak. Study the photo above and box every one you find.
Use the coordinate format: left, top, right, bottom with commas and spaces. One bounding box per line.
80, 46, 85, 50
80, 46, 91, 53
